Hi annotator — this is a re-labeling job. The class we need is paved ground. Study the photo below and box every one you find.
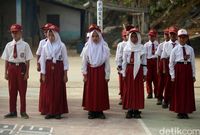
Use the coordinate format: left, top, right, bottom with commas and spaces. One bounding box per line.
0, 51, 200, 135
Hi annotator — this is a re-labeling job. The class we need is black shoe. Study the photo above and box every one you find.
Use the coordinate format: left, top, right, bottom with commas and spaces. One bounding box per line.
21, 112, 29, 119
162, 102, 168, 109
88, 112, 96, 119
147, 94, 153, 99
98, 112, 106, 119
156, 99, 162, 105
183, 114, 189, 119
126, 110, 133, 119
4, 112, 17, 118
118, 100, 122, 105
133, 110, 142, 119
177, 113, 184, 119
45, 114, 54, 119
55, 114, 62, 119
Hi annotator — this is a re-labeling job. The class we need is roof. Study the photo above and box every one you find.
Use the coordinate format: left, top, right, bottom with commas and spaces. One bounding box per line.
40, 0, 85, 12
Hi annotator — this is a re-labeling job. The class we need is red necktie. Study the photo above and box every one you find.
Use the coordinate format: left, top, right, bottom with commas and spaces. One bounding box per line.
172, 43, 176, 48
130, 52, 134, 63
152, 43, 155, 55
182, 46, 187, 60
13, 44, 17, 58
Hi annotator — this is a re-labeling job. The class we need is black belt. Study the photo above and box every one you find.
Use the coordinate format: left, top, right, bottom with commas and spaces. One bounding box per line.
176, 62, 191, 64
9, 62, 25, 66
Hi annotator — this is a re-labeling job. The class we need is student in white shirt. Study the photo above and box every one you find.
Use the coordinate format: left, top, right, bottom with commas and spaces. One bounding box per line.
40, 25, 69, 119
169, 29, 196, 119
161, 26, 179, 108
144, 29, 159, 99
1, 24, 33, 119
121, 28, 147, 119
156, 28, 170, 105
81, 24, 110, 119
115, 29, 128, 105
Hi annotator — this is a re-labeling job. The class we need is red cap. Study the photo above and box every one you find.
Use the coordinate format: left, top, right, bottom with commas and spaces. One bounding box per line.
48, 24, 59, 32
164, 28, 169, 34
125, 25, 134, 31
88, 24, 101, 33
129, 28, 140, 33
41, 23, 53, 30
148, 29, 157, 37
10, 24, 22, 32
169, 26, 178, 34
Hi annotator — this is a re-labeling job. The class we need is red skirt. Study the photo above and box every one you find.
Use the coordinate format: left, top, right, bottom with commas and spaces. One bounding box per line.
170, 63, 196, 113
157, 59, 166, 99
82, 64, 110, 111
123, 64, 144, 110
38, 74, 47, 114
45, 60, 68, 114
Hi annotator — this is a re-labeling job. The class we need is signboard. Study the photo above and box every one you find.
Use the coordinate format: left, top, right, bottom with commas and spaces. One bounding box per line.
97, 0, 103, 31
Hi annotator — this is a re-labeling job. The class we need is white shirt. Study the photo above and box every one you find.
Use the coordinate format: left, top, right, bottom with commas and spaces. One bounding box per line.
155, 41, 167, 57
121, 44, 147, 78
169, 44, 195, 79
161, 40, 179, 59
40, 43, 69, 74
36, 39, 47, 56
81, 45, 110, 80
115, 41, 126, 67
1, 39, 33, 63
144, 40, 159, 59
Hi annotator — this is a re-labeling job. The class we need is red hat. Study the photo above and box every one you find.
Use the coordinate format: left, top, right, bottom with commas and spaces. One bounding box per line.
169, 26, 178, 34
125, 25, 134, 31
48, 24, 59, 32
88, 24, 101, 33
164, 28, 169, 34
129, 27, 140, 33
41, 23, 53, 30
148, 29, 157, 37
10, 24, 22, 32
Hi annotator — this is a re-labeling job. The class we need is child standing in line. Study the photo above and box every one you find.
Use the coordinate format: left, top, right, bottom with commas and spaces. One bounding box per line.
122, 28, 147, 119
40, 25, 69, 119
169, 29, 196, 119
144, 29, 159, 99
36, 23, 52, 115
1, 24, 33, 119
81, 24, 110, 119
115, 29, 128, 105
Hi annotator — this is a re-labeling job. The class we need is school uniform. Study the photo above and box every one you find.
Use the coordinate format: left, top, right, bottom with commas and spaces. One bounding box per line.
144, 40, 159, 97
169, 44, 196, 114
40, 30, 69, 118
155, 41, 166, 101
115, 40, 126, 100
36, 38, 47, 114
1, 38, 33, 114
81, 30, 110, 117
161, 40, 179, 105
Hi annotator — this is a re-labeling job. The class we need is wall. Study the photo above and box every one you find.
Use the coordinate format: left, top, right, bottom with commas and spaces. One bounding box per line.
39, 1, 81, 43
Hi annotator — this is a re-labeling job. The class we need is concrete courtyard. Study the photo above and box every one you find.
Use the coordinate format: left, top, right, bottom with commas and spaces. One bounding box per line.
0, 51, 200, 135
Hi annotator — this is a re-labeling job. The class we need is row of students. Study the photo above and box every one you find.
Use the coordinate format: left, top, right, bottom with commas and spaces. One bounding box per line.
1, 23, 196, 120
115, 26, 196, 119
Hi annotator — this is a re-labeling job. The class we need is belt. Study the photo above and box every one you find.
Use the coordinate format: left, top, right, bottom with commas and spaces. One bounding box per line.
9, 62, 25, 66
176, 62, 191, 64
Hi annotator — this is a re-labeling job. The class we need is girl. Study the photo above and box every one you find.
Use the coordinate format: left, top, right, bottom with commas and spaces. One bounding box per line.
36, 23, 52, 115
81, 24, 110, 119
169, 29, 196, 119
122, 28, 147, 119
40, 25, 69, 119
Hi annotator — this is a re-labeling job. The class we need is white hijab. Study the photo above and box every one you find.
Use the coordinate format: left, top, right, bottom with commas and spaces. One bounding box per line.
45, 30, 62, 63
124, 32, 145, 79
84, 30, 110, 67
